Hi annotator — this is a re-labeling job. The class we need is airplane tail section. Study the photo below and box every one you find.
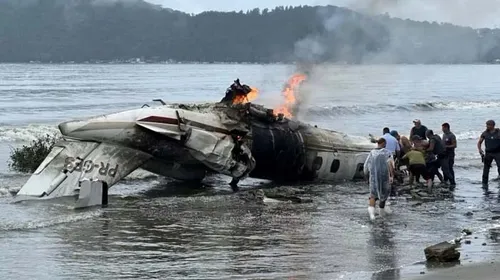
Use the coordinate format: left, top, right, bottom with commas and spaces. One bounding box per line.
16, 139, 152, 199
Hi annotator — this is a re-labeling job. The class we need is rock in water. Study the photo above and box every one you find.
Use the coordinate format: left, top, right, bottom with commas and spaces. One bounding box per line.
238, 189, 265, 204
424, 241, 460, 262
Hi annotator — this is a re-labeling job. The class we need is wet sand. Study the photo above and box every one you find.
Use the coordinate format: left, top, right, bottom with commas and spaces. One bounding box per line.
410, 262, 500, 280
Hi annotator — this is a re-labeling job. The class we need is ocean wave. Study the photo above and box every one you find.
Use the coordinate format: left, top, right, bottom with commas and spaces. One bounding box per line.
454, 131, 482, 141
0, 124, 60, 142
0, 101, 142, 113
305, 100, 500, 117
0, 209, 102, 231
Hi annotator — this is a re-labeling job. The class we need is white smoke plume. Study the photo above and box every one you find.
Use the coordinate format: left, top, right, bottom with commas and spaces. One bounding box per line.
288, 0, 500, 122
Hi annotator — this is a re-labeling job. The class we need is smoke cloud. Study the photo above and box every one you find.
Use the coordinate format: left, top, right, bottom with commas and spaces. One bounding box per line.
347, 0, 500, 29
288, 0, 500, 122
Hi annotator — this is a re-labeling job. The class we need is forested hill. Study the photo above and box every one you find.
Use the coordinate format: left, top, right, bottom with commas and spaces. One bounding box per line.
2, 0, 500, 64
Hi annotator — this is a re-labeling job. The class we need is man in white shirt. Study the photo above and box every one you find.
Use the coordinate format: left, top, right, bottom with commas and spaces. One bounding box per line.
382, 127, 401, 157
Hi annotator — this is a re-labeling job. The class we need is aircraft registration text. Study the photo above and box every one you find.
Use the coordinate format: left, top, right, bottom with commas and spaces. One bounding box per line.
64, 157, 118, 177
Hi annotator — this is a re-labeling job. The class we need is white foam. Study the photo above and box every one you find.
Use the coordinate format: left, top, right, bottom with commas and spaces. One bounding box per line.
0, 124, 60, 142
1, 209, 102, 231
0, 187, 11, 197
453, 130, 483, 140
432, 101, 500, 110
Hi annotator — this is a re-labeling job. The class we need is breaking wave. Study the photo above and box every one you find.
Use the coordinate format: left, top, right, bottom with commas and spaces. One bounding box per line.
306, 100, 500, 117
0, 209, 102, 231
0, 124, 60, 142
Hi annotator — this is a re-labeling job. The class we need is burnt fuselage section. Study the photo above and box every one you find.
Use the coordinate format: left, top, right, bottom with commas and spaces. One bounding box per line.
224, 103, 374, 183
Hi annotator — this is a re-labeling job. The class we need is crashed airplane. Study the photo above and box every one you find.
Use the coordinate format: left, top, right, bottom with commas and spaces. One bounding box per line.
15, 76, 375, 208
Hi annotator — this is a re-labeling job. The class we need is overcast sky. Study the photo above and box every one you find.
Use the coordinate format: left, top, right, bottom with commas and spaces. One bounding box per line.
147, 0, 500, 28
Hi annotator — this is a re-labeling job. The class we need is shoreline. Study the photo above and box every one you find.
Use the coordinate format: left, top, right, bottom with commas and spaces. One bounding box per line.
407, 261, 500, 280
398, 222, 500, 280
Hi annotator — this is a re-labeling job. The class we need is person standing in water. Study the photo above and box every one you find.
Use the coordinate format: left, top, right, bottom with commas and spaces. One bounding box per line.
478, 120, 500, 186
425, 129, 448, 186
441, 122, 457, 186
364, 138, 395, 221
410, 119, 428, 141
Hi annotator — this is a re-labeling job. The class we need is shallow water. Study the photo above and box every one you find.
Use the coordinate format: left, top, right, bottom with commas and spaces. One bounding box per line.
1, 64, 500, 279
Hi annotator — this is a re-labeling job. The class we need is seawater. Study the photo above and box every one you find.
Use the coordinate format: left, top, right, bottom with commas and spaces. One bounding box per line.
1, 64, 500, 280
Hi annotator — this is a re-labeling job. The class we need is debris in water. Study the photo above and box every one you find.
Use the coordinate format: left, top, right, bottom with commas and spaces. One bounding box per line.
462, 229, 472, 235
396, 182, 453, 203
237, 187, 313, 204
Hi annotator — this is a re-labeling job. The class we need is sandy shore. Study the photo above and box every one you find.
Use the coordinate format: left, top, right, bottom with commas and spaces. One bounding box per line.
409, 262, 500, 280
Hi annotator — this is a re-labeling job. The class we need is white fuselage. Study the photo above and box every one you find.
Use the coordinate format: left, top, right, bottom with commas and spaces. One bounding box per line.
58, 104, 375, 183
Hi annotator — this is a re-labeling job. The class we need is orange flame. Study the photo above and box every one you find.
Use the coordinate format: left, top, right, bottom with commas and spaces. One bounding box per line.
274, 73, 307, 118
232, 87, 259, 104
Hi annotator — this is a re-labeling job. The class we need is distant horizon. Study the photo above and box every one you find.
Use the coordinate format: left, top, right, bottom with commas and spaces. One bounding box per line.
145, 0, 500, 29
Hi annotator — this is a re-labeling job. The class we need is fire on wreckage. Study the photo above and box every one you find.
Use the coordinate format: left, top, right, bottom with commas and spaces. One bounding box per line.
14, 74, 375, 208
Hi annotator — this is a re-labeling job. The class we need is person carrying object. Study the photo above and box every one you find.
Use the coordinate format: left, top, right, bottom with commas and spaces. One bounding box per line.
364, 138, 395, 221
477, 120, 500, 186
402, 148, 432, 188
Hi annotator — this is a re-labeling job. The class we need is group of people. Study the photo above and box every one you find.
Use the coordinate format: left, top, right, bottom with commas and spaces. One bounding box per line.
364, 119, 457, 221
364, 118, 500, 220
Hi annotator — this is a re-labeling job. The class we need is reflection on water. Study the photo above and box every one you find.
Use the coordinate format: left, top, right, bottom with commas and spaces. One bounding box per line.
369, 222, 400, 280
1, 173, 500, 279
50, 185, 319, 279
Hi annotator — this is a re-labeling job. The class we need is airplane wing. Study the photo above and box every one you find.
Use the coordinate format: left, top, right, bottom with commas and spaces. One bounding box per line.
16, 139, 152, 198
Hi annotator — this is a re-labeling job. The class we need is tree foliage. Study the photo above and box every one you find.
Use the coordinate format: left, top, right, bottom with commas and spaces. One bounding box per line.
8, 134, 61, 173
1, 0, 500, 63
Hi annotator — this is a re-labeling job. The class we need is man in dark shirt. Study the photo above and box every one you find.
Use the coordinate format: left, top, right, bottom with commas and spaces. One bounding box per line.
425, 129, 447, 185
442, 122, 457, 186
478, 120, 500, 185
410, 119, 428, 141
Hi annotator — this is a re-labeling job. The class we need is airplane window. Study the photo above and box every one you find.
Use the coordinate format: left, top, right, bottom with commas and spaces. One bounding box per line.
352, 163, 365, 180
312, 156, 323, 170
330, 159, 340, 173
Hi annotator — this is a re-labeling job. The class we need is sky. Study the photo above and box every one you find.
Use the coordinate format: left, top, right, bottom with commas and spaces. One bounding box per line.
146, 0, 500, 28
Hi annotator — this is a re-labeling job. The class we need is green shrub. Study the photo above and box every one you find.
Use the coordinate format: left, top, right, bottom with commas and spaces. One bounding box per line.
8, 133, 61, 173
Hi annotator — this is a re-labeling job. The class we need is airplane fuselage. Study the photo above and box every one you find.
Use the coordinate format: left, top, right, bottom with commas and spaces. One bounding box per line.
58, 104, 375, 184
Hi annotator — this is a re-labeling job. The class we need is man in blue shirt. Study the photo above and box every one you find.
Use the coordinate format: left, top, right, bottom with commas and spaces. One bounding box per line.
382, 127, 400, 157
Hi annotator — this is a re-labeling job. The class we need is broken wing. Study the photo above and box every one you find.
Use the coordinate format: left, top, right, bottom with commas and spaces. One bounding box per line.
16, 140, 152, 198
